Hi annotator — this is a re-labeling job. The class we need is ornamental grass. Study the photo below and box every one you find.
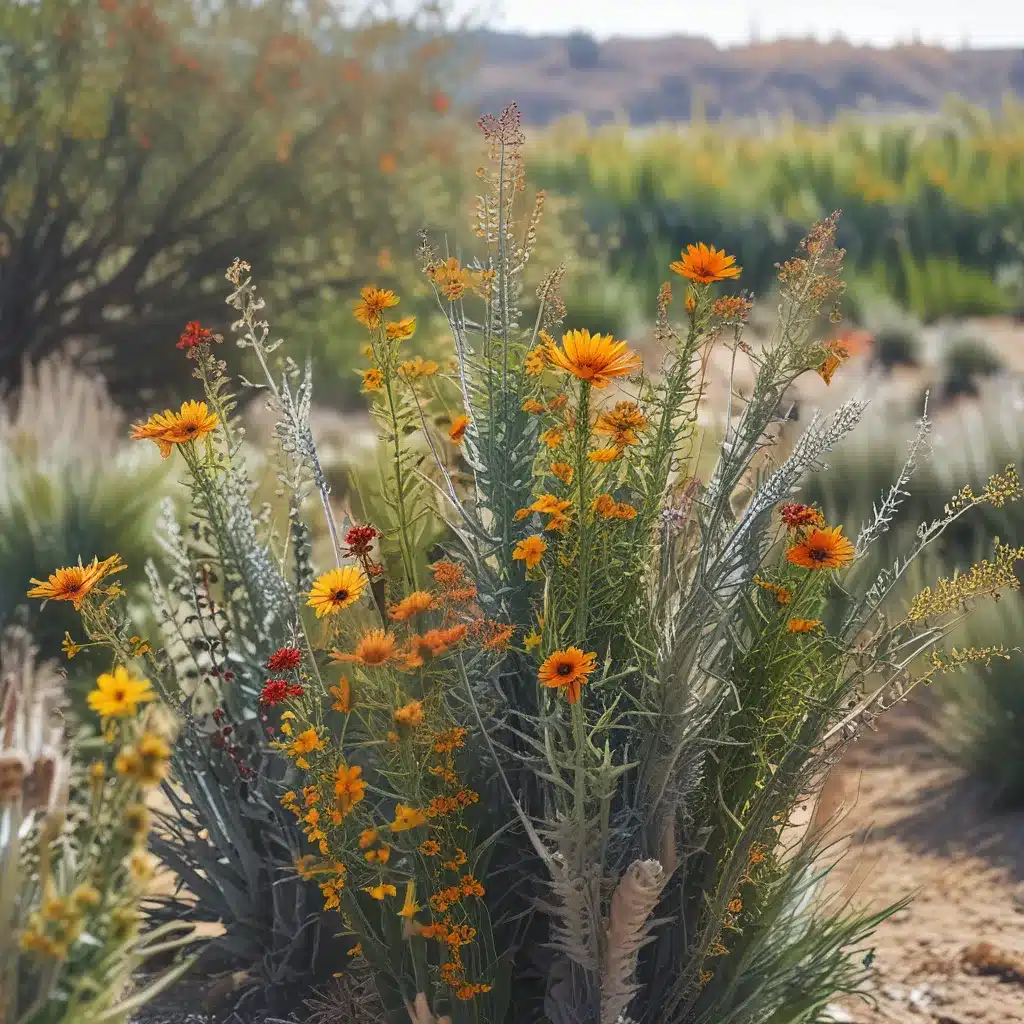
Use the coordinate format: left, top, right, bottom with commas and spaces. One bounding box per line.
26, 105, 1024, 1023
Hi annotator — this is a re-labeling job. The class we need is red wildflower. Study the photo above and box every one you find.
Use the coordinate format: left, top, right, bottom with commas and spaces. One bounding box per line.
267, 646, 302, 672
177, 321, 213, 350
779, 503, 825, 530
345, 525, 379, 556
259, 679, 304, 706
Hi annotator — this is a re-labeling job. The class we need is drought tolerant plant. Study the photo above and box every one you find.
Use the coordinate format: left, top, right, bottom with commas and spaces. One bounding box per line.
931, 591, 1024, 810
40, 106, 1024, 1024
0, 626, 194, 1024
0, 358, 171, 686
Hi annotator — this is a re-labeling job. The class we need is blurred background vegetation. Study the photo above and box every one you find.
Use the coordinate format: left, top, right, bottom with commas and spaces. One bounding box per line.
1, 0, 1023, 804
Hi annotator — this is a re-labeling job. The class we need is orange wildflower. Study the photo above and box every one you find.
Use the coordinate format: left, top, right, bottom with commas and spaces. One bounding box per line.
512, 535, 547, 570
670, 243, 742, 284
331, 629, 398, 666
354, 286, 399, 328
786, 526, 855, 571
546, 329, 642, 388
538, 647, 598, 704
27, 554, 126, 610
393, 700, 424, 727
389, 591, 435, 621
333, 764, 366, 815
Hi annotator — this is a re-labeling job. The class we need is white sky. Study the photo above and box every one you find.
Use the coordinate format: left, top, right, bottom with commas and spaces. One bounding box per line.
445, 0, 1024, 48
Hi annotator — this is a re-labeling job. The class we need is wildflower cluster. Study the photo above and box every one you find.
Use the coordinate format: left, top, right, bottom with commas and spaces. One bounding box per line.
2, 629, 193, 1023
25, 105, 1024, 1024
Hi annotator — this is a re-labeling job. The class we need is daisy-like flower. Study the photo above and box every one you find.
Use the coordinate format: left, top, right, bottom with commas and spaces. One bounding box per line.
393, 700, 424, 727
353, 285, 399, 328
787, 618, 823, 633
306, 565, 368, 618
28, 554, 126, 610
546, 329, 642, 389
786, 526, 855, 570
130, 401, 219, 458
539, 427, 563, 449
512, 535, 547, 569
521, 398, 546, 413
588, 446, 621, 463
390, 803, 427, 832
524, 347, 546, 376
550, 462, 574, 484
427, 257, 469, 300
361, 368, 383, 392
267, 646, 302, 672
87, 666, 155, 718
388, 591, 435, 621
449, 415, 470, 444
538, 647, 598, 704
594, 401, 648, 447
290, 728, 324, 756
331, 629, 399, 666
670, 243, 742, 284
398, 355, 439, 379
164, 401, 219, 446
386, 316, 417, 340
333, 763, 366, 815
115, 732, 171, 788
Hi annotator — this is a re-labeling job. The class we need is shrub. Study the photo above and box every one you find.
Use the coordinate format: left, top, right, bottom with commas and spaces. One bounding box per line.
38, 108, 1024, 1024
0, 627, 194, 1024
0, 358, 171, 696
0, 0, 459, 409
566, 31, 601, 70
932, 592, 1024, 809
869, 324, 921, 372
938, 333, 1004, 400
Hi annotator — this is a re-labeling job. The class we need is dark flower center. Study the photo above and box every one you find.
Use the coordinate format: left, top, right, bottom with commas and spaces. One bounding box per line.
114, 689, 126, 701
557, 662, 573, 676
808, 547, 829, 562
333, 589, 349, 602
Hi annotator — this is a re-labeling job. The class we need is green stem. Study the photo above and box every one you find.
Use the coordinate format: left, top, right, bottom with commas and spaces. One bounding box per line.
573, 382, 593, 642
382, 373, 419, 591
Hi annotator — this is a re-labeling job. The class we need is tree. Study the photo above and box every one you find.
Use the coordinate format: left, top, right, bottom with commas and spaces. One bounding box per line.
566, 29, 600, 71
0, 0, 460, 409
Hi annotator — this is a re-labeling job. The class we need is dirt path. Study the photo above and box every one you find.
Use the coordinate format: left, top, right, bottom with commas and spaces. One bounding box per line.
826, 703, 1024, 1024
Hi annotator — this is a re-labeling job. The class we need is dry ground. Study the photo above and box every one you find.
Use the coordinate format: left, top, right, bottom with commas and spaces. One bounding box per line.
824, 701, 1024, 1024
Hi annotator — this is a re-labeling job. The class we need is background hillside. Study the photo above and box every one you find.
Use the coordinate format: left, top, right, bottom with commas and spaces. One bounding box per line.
461, 31, 1024, 124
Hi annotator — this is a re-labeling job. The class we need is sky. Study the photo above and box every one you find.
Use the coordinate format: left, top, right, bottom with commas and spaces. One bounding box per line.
445, 0, 1024, 49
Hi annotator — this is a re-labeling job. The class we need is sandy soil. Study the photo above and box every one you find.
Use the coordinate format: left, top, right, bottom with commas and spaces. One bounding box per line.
824, 702, 1024, 1024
